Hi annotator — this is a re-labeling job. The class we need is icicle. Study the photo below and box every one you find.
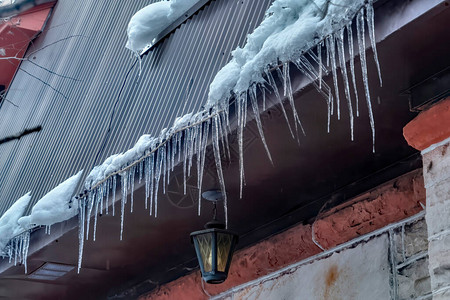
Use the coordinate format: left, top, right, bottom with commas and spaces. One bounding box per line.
144, 157, 149, 210
220, 111, 231, 161
294, 55, 332, 135
22, 231, 29, 273
366, 2, 382, 87
336, 29, 355, 141
282, 62, 305, 136
308, 49, 329, 87
326, 38, 330, 67
262, 84, 266, 111
139, 160, 143, 184
99, 184, 104, 215
327, 35, 340, 120
298, 54, 332, 101
120, 173, 127, 240
78, 197, 86, 273
171, 135, 176, 171
177, 132, 182, 162
149, 153, 155, 215
85, 190, 95, 241
217, 114, 226, 158
249, 84, 273, 163
187, 128, 195, 177
197, 119, 210, 216
112, 175, 116, 216
93, 191, 100, 242
196, 124, 203, 216
346, 22, 360, 117
182, 130, 189, 195
105, 181, 109, 215
162, 144, 167, 195
212, 116, 228, 228
328, 94, 332, 133
130, 165, 135, 212
14, 237, 18, 266
357, 9, 376, 152
167, 140, 171, 185
8, 241, 12, 263
318, 43, 322, 89
237, 92, 246, 198
265, 70, 295, 139
154, 148, 163, 218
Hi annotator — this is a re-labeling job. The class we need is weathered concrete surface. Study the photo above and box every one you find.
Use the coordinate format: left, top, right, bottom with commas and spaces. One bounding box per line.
314, 170, 425, 249
403, 97, 450, 151
220, 236, 391, 300
422, 141, 450, 299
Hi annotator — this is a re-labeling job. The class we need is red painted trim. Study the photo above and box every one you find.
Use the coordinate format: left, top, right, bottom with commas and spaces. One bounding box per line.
0, 2, 55, 89
403, 97, 450, 151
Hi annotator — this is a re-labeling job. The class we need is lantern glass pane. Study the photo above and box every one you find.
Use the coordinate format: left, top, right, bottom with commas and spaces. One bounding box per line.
196, 233, 213, 272
217, 233, 233, 272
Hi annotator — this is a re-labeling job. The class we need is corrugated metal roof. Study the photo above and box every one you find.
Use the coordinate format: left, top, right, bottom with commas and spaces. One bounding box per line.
0, 0, 272, 215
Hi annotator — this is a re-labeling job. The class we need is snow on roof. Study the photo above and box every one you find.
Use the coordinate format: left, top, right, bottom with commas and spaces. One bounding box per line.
1, 0, 382, 271
206, 0, 366, 107
17, 171, 83, 228
126, 0, 201, 54
0, 192, 31, 253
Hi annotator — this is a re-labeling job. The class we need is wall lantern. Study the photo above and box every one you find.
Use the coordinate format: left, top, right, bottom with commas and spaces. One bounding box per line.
190, 190, 238, 284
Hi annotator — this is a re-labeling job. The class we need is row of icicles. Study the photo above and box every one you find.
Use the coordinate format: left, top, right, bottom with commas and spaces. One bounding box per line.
3, 3, 381, 275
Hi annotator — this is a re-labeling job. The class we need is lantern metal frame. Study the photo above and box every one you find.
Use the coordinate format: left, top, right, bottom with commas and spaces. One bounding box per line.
190, 190, 239, 284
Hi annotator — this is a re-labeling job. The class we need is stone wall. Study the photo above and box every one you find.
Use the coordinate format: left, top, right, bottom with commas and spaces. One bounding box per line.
423, 140, 450, 299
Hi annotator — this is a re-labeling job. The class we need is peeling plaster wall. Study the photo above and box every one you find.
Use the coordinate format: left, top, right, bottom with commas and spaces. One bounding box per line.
214, 215, 431, 300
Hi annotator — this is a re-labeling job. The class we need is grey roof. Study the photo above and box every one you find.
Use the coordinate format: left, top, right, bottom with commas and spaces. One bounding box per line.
0, 0, 272, 215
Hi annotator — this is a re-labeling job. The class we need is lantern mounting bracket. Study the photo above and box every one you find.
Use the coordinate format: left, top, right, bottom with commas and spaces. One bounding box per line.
201, 189, 224, 202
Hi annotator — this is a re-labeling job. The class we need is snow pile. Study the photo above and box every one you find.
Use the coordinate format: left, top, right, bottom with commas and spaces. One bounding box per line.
126, 0, 201, 54
84, 112, 200, 190
0, 192, 31, 253
18, 171, 83, 228
85, 133, 159, 189
207, 0, 366, 106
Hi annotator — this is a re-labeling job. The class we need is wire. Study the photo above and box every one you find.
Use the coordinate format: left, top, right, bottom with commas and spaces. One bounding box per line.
92, 58, 138, 168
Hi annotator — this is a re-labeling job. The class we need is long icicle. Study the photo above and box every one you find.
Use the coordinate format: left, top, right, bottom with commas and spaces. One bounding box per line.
130, 165, 135, 212
366, 2, 382, 87
85, 190, 95, 241
149, 153, 155, 216
120, 173, 127, 240
265, 70, 295, 139
237, 93, 246, 199
283, 62, 305, 136
346, 22, 360, 117
78, 197, 86, 273
154, 148, 163, 218
112, 175, 116, 217
336, 29, 354, 141
328, 35, 340, 120
249, 84, 273, 164
212, 116, 228, 228
357, 8, 376, 152
93, 190, 100, 242
197, 119, 210, 215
